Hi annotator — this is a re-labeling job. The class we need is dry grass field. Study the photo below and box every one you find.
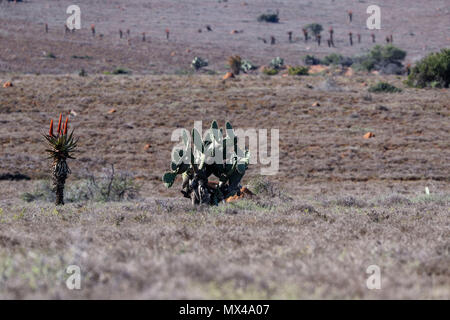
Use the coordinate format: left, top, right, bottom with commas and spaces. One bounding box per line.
0, 0, 449, 300
0, 73, 448, 299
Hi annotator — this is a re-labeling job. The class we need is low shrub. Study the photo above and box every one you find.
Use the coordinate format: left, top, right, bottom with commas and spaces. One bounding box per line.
354, 45, 406, 74
257, 11, 279, 23
21, 165, 140, 203
305, 23, 323, 37
406, 49, 450, 88
304, 55, 322, 66
263, 68, 279, 76
368, 81, 402, 93
111, 68, 131, 75
288, 66, 309, 76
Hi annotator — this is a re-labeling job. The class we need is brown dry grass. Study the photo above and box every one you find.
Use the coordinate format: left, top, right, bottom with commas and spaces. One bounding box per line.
0, 188, 448, 299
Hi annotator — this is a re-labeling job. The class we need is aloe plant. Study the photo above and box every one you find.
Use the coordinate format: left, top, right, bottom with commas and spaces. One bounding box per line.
44, 113, 78, 205
163, 121, 250, 205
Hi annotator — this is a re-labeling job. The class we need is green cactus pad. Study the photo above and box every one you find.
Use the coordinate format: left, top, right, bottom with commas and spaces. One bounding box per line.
192, 128, 203, 153
163, 172, 177, 188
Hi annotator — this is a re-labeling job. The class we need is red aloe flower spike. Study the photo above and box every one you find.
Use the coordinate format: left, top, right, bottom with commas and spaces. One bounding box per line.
57, 113, 62, 135
63, 117, 69, 135
49, 119, 54, 136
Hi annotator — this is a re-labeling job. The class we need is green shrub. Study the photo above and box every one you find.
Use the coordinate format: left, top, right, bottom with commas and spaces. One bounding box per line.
263, 68, 279, 76
304, 55, 322, 66
368, 81, 402, 93
406, 49, 450, 88
355, 45, 406, 72
257, 11, 279, 23
46, 52, 56, 59
288, 66, 309, 76
112, 68, 131, 75
322, 53, 344, 66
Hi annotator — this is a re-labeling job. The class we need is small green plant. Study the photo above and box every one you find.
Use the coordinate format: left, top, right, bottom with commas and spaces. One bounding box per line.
228, 55, 242, 75
191, 57, 208, 70
406, 49, 450, 88
79, 69, 87, 77
111, 68, 131, 75
368, 81, 402, 93
44, 114, 78, 205
288, 66, 309, 76
46, 52, 56, 59
263, 68, 279, 76
269, 57, 284, 69
162, 121, 250, 205
240, 59, 257, 73
257, 11, 279, 23
304, 55, 322, 66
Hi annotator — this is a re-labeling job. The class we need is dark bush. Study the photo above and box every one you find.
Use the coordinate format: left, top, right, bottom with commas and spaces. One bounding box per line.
368, 81, 402, 93
304, 55, 322, 66
288, 66, 309, 76
406, 49, 450, 88
353, 45, 407, 74
305, 23, 323, 37
257, 11, 279, 23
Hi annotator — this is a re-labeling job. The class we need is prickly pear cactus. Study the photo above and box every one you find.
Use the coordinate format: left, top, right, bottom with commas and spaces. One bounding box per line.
163, 121, 250, 205
241, 59, 257, 73
270, 57, 284, 69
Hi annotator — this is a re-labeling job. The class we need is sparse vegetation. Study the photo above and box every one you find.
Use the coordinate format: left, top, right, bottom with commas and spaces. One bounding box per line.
78, 68, 87, 77
71, 55, 92, 60
368, 81, 402, 93
262, 67, 279, 76
111, 67, 131, 75
406, 49, 450, 88
257, 11, 279, 23
46, 52, 56, 59
304, 54, 322, 66
305, 23, 323, 38
288, 66, 309, 76
21, 166, 140, 203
